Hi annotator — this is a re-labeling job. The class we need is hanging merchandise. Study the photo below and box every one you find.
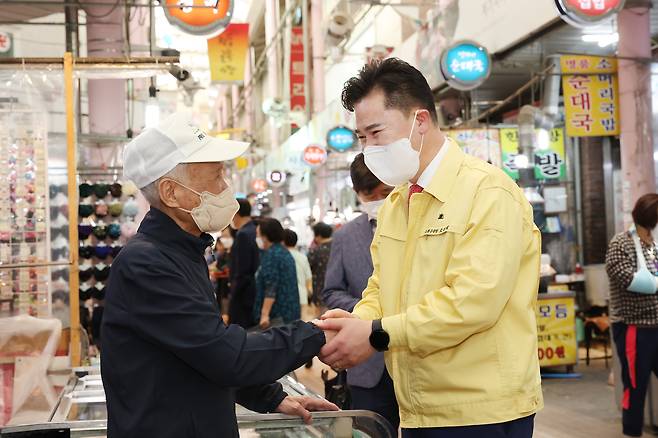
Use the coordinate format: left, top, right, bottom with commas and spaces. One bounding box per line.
561, 55, 620, 137
0, 72, 51, 318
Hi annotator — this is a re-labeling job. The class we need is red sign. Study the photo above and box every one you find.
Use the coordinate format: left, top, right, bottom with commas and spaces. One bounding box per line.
162, 0, 233, 37
302, 145, 327, 167
290, 26, 305, 126
251, 179, 268, 193
564, 0, 623, 16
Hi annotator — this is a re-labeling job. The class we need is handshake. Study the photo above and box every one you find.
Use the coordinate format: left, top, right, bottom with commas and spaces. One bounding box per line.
312, 309, 377, 371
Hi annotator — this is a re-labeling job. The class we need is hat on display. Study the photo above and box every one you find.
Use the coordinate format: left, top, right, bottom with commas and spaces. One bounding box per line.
79, 204, 94, 218
94, 263, 111, 281
79, 282, 92, 301
93, 224, 108, 240
95, 201, 109, 218
123, 198, 139, 217
107, 223, 122, 240
110, 243, 123, 257
79, 182, 93, 199
109, 201, 123, 217
79, 263, 93, 282
91, 282, 106, 300
121, 221, 138, 239
109, 182, 123, 198
78, 224, 93, 240
93, 183, 110, 198
94, 242, 112, 259
79, 244, 94, 259
122, 111, 249, 188
122, 180, 138, 197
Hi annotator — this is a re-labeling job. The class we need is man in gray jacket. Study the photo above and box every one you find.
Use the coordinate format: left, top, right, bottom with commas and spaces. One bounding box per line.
322, 153, 398, 433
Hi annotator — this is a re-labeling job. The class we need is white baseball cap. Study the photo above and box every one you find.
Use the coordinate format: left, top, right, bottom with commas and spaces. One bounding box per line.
123, 111, 249, 188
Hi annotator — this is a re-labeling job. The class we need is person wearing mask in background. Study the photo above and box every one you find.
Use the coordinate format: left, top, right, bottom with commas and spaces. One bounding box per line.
308, 222, 333, 308
284, 229, 313, 315
253, 218, 302, 329
322, 153, 397, 434
103, 112, 337, 438
228, 198, 260, 328
315, 58, 542, 438
606, 193, 658, 437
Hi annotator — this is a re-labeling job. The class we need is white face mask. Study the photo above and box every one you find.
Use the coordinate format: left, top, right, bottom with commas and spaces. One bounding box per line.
363, 110, 424, 187
220, 237, 234, 248
361, 199, 386, 221
256, 237, 265, 250
173, 180, 239, 233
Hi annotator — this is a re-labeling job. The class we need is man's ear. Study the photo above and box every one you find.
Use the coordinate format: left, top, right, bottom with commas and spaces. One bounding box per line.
159, 179, 181, 208
417, 109, 432, 136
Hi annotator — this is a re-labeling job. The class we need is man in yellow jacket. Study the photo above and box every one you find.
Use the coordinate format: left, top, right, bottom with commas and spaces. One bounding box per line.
316, 58, 543, 437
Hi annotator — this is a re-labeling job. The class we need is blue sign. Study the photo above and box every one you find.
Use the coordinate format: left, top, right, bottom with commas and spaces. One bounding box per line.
326, 126, 357, 153
440, 41, 492, 91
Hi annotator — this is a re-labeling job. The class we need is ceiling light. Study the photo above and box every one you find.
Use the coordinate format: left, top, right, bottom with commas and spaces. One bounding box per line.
581, 32, 619, 47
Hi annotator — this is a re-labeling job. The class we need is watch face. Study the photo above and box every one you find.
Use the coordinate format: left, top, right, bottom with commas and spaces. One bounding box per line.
370, 329, 390, 351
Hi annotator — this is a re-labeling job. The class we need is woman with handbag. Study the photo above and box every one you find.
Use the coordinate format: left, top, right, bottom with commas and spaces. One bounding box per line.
606, 193, 658, 437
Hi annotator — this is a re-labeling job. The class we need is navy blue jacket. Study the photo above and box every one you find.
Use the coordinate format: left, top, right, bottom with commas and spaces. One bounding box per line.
101, 208, 325, 438
228, 220, 259, 328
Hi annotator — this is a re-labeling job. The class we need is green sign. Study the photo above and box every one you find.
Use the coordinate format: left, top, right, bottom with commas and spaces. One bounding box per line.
500, 128, 566, 181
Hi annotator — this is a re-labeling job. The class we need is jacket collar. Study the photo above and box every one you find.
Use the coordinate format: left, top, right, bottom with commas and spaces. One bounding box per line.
388, 138, 465, 205
138, 207, 214, 259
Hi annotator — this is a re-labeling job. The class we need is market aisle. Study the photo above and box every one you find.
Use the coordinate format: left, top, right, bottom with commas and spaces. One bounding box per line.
296, 354, 623, 437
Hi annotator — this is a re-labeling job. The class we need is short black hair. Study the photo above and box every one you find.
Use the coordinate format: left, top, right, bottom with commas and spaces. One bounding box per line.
312, 222, 333, 239
351, 153, 383, 194
283, 229, 298, 247
633, 194, 658, 229
342, 58, 438, 124
259, 217, 285, 243
236, 198, 252, 218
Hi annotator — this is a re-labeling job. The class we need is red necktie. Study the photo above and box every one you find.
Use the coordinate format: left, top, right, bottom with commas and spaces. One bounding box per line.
408, 184, 424, 203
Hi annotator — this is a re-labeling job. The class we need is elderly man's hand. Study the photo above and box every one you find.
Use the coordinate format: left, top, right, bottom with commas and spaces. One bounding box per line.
314, 318, 375, 370
275, 396, 339, 424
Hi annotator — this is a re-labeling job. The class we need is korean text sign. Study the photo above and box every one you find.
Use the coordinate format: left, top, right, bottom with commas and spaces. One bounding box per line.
207, 23, 249, 83
500, 128, 566, 181
536, 295, 577, 367
561, 55, 620, 137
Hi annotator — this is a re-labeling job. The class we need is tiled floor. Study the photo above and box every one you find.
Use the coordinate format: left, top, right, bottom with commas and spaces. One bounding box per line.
295, 346, 628, 438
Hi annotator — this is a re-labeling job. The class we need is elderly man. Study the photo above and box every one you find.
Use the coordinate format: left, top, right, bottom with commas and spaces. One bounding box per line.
101, 112, 336, 438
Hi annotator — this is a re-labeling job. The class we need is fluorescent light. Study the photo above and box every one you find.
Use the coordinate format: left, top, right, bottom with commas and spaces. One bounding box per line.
514, 154, 530, 169
536, 130, 550, 150
581, 32, 619, 48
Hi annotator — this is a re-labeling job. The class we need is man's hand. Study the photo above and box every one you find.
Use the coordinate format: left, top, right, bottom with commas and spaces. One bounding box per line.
259, 315, 271, 330
275, 396, 339, 424
314, 318, 375, 369
320, 309, 355, 320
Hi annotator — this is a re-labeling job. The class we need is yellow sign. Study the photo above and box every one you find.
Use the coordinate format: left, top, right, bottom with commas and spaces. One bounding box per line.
207, 23, 249, 83
536, 295, 577, 367
562, 56, 620, 137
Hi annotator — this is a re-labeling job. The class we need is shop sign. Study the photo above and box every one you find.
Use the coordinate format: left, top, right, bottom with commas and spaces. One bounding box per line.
251, 178, 268, 193
0, 32, 13, 58
302, 145, 327, 167
440, 41, 491, 91
500, 128, 566, 181
446, 129, 502, 167
267, 170, 286, 188
561, 55, 620, 137
555, 0, 625, 26
326, 126, 357, 153
162, 0, 234, 37
536, 295, 578, 367
235, 157, 249, 171
207, 23, 249, 83
290, 26, 305, 125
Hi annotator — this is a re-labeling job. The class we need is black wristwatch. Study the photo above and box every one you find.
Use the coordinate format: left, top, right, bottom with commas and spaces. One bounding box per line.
369, 319, 390, 352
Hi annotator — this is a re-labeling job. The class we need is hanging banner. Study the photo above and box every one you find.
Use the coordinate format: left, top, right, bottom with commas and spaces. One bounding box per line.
162, 0, 234, 38
446, 129, 502, 167
536, 294, 578, 367
207, 23, 249, 83
500, 128, 566, 181
562, 55, 620, 137
290, 27, 306, 118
